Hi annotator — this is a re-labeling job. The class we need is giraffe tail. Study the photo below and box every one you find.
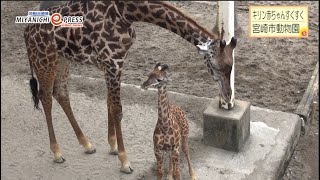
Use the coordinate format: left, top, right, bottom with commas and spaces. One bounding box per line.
29, 76, 41, 111
28, 50, 41, 111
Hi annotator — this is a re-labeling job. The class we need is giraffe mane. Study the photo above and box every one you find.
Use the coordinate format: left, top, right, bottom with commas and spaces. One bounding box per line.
158, 1, 220, 40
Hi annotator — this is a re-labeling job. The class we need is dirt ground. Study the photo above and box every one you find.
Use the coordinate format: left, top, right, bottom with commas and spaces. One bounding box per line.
1, 1, 319, 179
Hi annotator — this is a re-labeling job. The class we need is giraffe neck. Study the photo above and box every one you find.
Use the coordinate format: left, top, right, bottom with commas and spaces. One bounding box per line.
45, 1, 218, 46
157, 85, 170, 131
206, 57, 217, 78
122, 1, 219, 46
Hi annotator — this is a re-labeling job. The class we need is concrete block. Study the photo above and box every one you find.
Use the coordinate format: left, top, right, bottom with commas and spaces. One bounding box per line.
203, 97, 251, 152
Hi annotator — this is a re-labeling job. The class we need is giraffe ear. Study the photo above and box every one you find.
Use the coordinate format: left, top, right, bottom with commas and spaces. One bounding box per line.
161, 64, 169, 71
155, 63, 162, 69
220, 40, 226, 49
196, 44, 208, 55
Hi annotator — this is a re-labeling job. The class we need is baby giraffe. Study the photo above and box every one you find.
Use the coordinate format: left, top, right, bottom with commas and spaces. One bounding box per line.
141, 63, 196, 180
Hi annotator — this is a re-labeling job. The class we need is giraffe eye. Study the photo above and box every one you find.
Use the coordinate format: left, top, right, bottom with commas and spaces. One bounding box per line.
157, 79, 163, 82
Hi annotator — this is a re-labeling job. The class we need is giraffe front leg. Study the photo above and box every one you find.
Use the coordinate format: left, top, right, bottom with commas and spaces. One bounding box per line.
107, 94, 118, 155
171, 149, 181, 180
112, 97, 133, 174
155, 147, 164, 180
167, 153, 173, 180
105, 68, 133, 174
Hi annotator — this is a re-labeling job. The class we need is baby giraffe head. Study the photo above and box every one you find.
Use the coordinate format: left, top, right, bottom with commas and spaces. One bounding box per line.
141, 63, 169, 90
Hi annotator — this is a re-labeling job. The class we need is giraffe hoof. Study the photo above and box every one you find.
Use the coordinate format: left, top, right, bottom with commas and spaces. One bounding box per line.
120, 165, 134, 174
85, 147, 96, 154
166, 175, 173, 180
53, 156, 66, 163
109, 149, 118, 155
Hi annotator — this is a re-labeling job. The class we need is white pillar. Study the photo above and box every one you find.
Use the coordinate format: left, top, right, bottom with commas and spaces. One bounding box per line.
218, 1, 235, 109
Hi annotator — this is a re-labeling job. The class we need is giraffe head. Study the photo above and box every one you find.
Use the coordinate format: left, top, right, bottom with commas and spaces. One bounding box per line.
141, 63, 169, 90
196, 37, 237, 104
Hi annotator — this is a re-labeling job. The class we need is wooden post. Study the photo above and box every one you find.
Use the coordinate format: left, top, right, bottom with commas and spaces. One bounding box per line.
310, 101, 317, 124
212, 2, 220, 35
218, 1, 235, 109
213, 2, 238, 36
234, 1, 238, 30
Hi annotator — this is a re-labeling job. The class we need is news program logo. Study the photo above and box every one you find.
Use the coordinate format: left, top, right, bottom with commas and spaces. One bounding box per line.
15, 11, 51, 24
15, 11, 83, 27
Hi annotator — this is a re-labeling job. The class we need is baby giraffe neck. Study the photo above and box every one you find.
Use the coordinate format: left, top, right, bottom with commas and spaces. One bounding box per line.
157, 85, 170, 131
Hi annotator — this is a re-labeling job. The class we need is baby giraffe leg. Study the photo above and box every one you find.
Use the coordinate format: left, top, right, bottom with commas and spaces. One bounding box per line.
182, 137, 196, 180
155, 148, 164, 180
167, 154, 173, 180
171, 149, 181, 180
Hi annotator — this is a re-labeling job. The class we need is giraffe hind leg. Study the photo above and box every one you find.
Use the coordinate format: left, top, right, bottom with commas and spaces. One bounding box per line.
181, 136, 196, 180
31, 54, 65, 163
53, 57, 96, 154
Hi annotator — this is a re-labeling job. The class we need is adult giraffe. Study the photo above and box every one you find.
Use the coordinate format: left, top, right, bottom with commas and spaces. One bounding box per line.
25, 1, 237, 174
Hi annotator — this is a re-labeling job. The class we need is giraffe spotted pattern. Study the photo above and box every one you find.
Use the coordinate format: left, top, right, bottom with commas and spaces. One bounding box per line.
141, 63, 196, 180
24, 1, 235, 175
